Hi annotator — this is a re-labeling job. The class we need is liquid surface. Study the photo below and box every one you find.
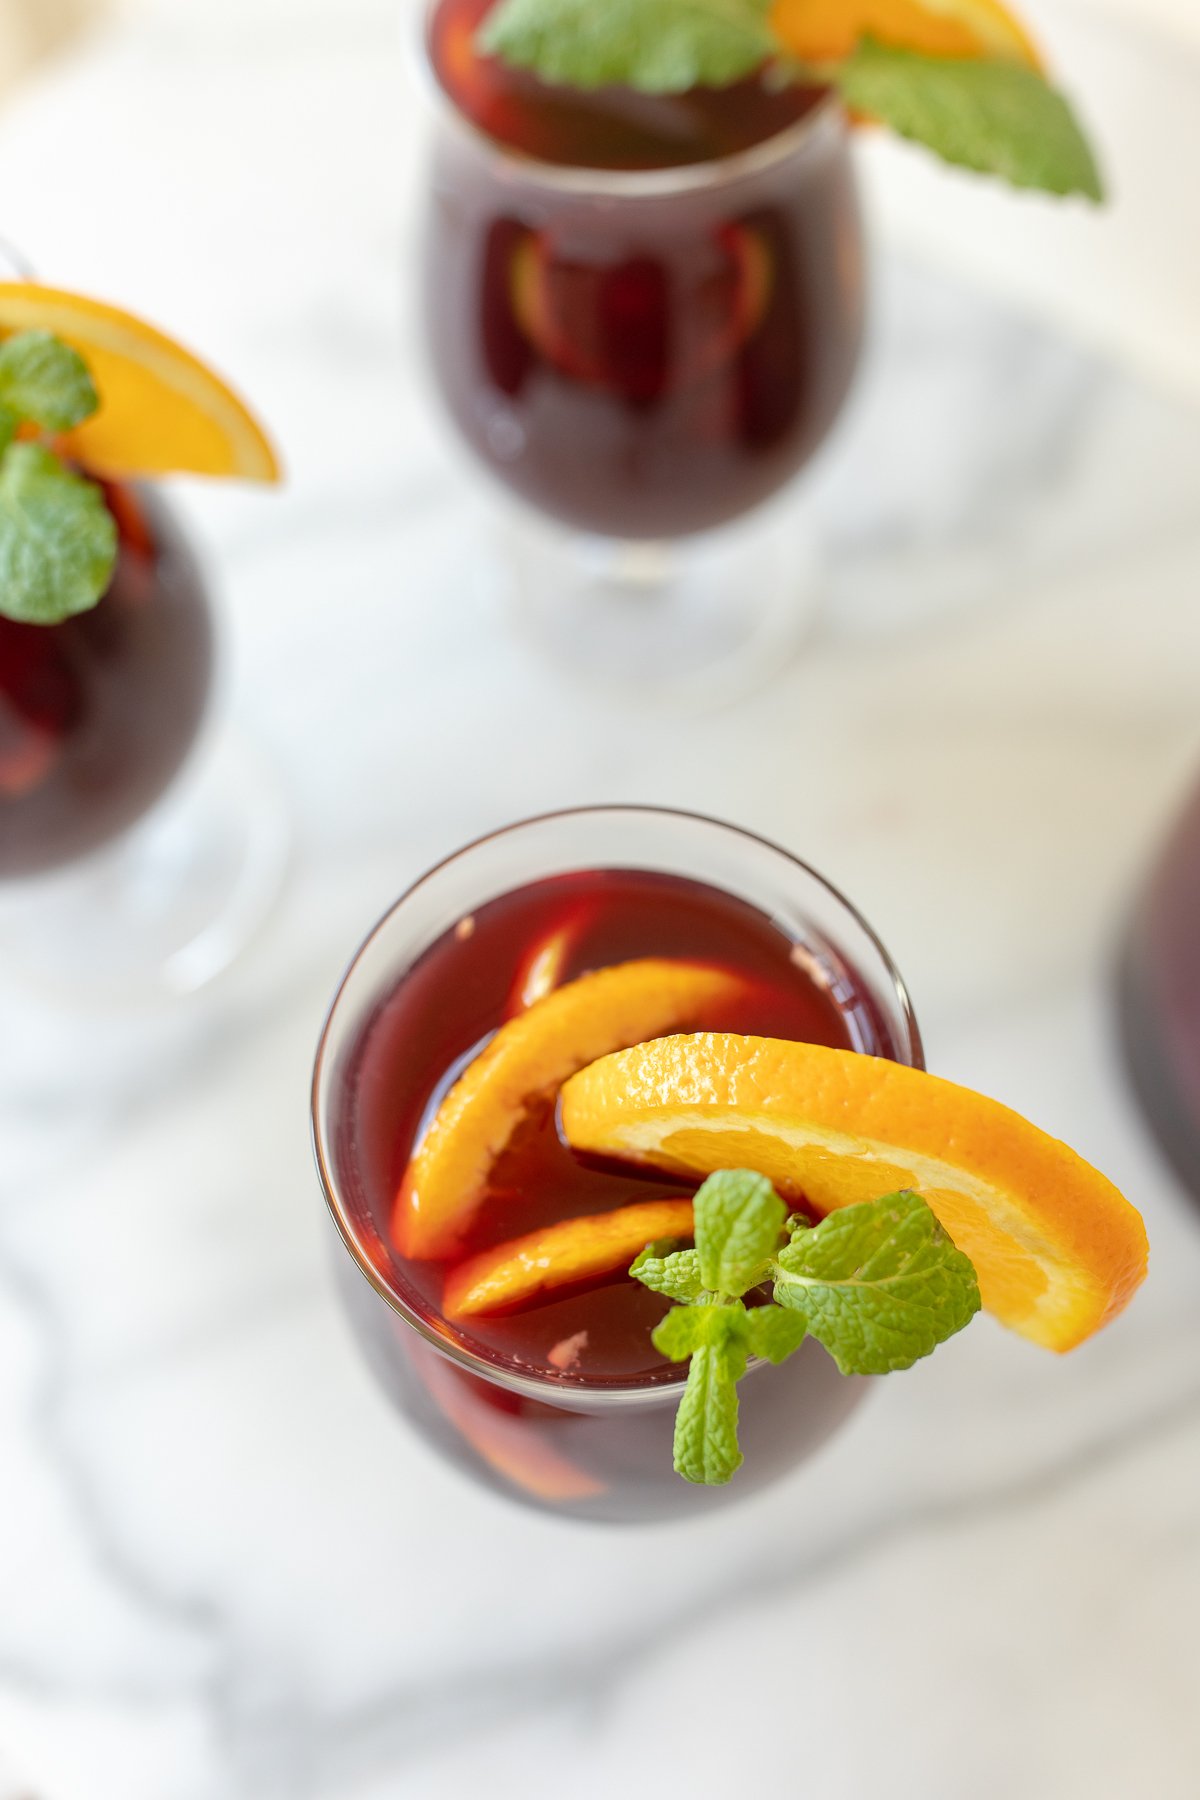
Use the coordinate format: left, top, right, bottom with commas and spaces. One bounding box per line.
424, 0, 862, 539
431, 0, 825, 171
0, 485, 213, 878
338, 868, 897, 1386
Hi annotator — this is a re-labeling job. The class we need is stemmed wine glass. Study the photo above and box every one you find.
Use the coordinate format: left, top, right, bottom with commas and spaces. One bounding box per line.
0, 245, 288, 1045
416, 0, 865, 699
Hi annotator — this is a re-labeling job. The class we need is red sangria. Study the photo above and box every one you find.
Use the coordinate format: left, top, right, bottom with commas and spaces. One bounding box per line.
1119, 776, 1200, 1200
313, 808, 923, 1522
416, 0, 863, 695
0, 485, 213, 879
0, 278, 281, 1010
423, 0, 863, 543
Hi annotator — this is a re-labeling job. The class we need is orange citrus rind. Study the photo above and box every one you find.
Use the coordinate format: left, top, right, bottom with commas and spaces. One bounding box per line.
395, 959, 745, 1260
0, 283, 279, 483
443, 1197, 695, 1319
770, 0, 1043, 71
561, 1033, 1147, 1353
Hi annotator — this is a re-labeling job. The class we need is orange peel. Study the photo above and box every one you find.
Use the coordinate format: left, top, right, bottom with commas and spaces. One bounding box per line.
0, 283, 279, 482
561, 1033, 1147, 1352
771, 0, 1042, 69
444, 1198, 694, 1319
395, 959, 744, 1259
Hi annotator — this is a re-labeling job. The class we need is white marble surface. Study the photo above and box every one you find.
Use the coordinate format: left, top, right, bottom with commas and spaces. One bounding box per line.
3, 2, 1200, 1796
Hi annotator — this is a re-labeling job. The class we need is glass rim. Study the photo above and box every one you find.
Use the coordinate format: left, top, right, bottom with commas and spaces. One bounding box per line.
411, 0, 846, 198
311, 804, 923, 1407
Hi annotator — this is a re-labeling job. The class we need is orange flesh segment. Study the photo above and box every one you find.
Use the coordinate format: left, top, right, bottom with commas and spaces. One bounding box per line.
771, 0, 1042, 68
0, 283, 279, 482
394, 959, 744, 1259
561, 1034, 1147, 1353
444, 1198, 695, 1319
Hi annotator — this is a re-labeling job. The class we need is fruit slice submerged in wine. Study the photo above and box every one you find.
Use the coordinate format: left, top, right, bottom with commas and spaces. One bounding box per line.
509, 223, 775, 404
393, 958, 745, 1259
443, 1197, 695, 1318
561, 1033, 1149, 1352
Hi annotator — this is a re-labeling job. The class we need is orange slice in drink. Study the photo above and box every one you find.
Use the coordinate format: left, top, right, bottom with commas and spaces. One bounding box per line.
395, 960, 744, 1260
561, 1034, 1147, 1352
444, 1198, 694, 1319
0, 284, 279, 482
771, 0, 1042, 68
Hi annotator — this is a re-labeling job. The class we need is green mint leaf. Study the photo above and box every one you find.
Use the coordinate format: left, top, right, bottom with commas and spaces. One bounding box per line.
653, 1296, 749, 1357
834, 40, 1103, 201
479, 0, 776, 95
773, 1191, 981, 1374
631, 1241, 704, 1302
744, 1304, 807, 1364
694, 1169, 785, 1297
784, 1211, 812, 1237
0, 442, 117, 625
0, 404, 16, 458
0, 330, 100, 433
652, 1301, 716, 1360
672, 1336, 747, 1484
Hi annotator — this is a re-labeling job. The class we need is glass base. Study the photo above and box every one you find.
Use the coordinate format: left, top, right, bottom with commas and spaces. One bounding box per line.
0, 726, 289, 1011
495, 500, 819, 707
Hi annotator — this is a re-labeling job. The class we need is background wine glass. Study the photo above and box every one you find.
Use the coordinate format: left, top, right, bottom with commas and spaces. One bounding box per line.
418, 0, 866, 701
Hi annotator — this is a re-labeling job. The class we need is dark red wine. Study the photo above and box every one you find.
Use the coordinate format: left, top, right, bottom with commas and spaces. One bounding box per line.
1119, 777, 1200, 1199
330, 866, 902, 1518
0, 485, 213, 878
423, 0, 864, 540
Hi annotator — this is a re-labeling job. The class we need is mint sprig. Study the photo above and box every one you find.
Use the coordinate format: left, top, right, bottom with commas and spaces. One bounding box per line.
0, 329, 117, 626
479, 0, 1103, 202
634, 1170, 980, 1485
479, 0, 775, 95
0, 444, 118, 625
0, 330, 100, 436
773, 1188, 982, 1373
835, 40, 1103, 201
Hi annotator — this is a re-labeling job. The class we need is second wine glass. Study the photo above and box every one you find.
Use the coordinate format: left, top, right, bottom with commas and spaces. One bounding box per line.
418, 0, 865, 698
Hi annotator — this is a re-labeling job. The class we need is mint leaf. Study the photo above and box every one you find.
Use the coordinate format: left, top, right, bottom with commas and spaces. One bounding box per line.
640, 1175, 980, 1487
0, 442, 117, 624
631, 1241, 704, 1301
672, 1336, 747, 1484
652, 1301, 716, 1360
0, 404, 16, 458
694, 1169, 785, 1297
0, 330, 100, 433
773, 1191, 981, 1374
744, 1304, 807, 1364
834, 40, 1103, 201
480, 0, 775, 95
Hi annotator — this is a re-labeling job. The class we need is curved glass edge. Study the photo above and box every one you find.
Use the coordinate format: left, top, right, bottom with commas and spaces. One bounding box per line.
410, 0, 848, 199
311, 805, 923, 1410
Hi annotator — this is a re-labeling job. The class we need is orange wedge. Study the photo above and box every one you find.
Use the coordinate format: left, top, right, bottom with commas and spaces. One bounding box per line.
561, 1034, 1147, 1353
395, 959, 744, 1259
0, 284, 279, 482
771, 0, 1042, 67
444, 1198, 694, 1319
